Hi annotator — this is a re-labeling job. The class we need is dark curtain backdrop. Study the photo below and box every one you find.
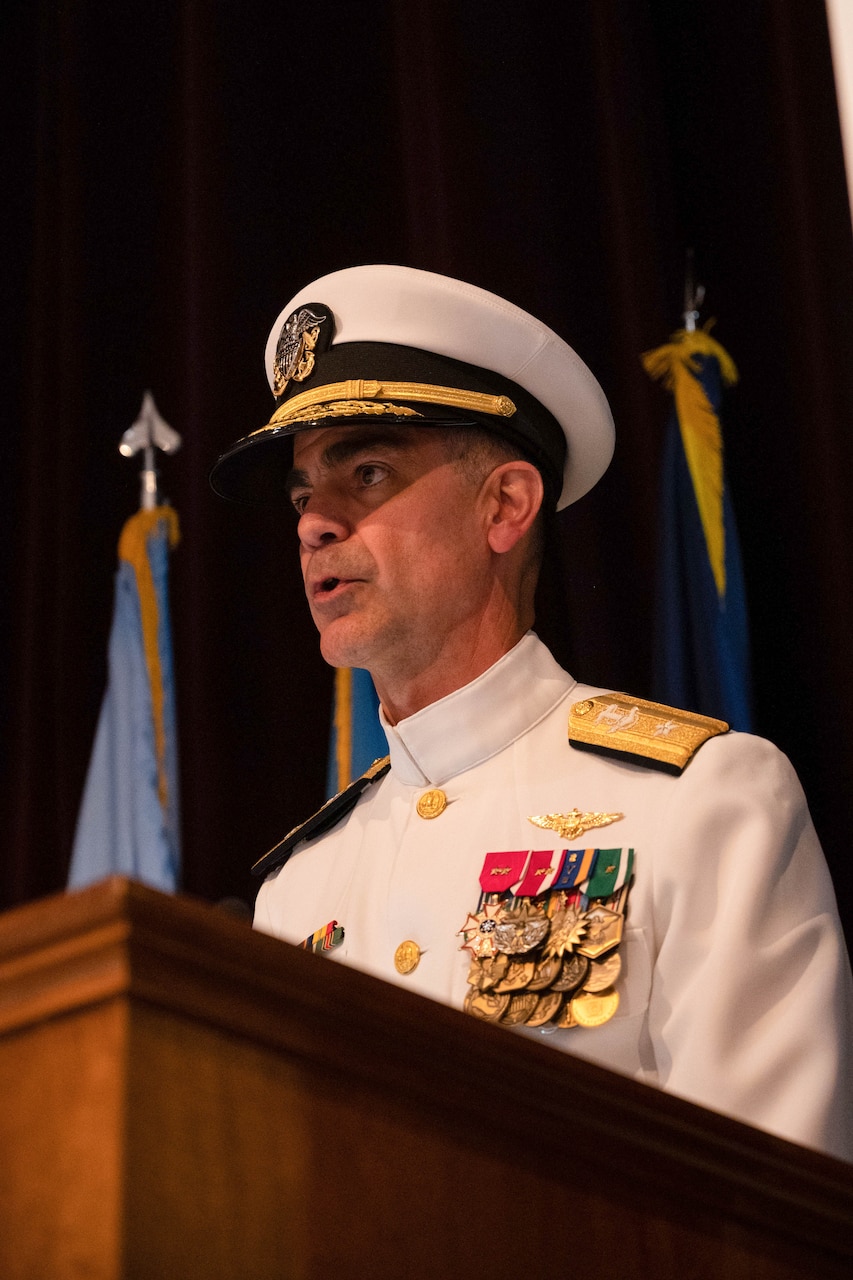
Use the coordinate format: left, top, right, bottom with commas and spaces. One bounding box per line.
4, 1, 853, 945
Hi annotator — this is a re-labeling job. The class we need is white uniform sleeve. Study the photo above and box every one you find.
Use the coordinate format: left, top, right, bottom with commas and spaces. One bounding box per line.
253, 877, 278, 937
648, 732, 853, 1160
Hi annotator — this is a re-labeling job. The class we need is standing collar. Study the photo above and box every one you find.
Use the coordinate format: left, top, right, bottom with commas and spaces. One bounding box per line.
379, 632, 575, 787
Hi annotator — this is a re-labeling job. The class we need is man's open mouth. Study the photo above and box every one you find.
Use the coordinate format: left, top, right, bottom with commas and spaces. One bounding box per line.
314, 575, 359, 599
310, 568, 364, 601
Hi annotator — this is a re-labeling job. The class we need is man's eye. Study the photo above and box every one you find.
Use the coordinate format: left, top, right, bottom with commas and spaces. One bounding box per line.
291, 492, 310, 515
358, 463, 388, 487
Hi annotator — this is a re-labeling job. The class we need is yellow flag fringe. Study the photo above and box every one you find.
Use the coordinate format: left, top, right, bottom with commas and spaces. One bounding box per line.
642, 325, 738, 599
118, 506, 181, 808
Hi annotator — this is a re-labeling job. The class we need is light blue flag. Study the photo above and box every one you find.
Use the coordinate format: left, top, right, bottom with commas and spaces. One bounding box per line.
325, 666, 388, 797
68, 507, 181, 891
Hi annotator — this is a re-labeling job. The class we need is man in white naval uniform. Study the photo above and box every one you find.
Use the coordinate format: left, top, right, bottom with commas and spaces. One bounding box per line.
210, 265, 853, 1163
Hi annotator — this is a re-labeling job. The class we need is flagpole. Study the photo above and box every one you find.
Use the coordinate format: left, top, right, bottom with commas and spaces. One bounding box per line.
682, 248, 705, 333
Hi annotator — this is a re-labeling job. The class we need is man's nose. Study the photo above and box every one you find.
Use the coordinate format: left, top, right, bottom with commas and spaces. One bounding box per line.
297, 500, 351, 549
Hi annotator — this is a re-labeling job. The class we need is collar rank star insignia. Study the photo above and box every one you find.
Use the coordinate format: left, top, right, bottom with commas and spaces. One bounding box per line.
272, 303, 332, 397
528, 809, 623, 841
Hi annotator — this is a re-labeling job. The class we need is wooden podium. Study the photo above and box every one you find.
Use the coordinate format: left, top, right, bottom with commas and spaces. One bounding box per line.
0, 878, 850, 1279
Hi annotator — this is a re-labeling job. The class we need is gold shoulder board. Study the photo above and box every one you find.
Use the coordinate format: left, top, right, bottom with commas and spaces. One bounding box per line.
569, 695, 728, 776
251, 755, 390, 877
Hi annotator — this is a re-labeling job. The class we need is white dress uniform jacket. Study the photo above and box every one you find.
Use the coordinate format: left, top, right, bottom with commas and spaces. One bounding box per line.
255, 633, 853, 1162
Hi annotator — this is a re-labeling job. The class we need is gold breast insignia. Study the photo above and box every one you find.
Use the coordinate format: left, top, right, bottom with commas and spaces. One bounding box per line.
528, 809, 624, 842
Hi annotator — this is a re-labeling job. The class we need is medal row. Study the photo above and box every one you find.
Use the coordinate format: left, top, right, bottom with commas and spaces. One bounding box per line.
459, 848, 635, 1031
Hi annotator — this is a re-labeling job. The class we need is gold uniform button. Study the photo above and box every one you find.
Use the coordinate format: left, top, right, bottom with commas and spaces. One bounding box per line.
394, 940, 421, 975
416, 788, 447, 819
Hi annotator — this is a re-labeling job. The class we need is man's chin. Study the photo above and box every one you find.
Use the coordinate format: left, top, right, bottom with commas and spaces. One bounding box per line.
317, 618, 377, 671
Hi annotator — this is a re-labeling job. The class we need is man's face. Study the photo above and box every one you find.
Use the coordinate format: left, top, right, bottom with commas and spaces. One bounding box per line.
288, 425, 492, 685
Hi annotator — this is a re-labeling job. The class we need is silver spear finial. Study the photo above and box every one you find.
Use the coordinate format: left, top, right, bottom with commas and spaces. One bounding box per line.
119, 391, 182, 509
683, 248, 706, 333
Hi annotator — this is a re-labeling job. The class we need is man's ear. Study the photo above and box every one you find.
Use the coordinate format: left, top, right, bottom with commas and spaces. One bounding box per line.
483, 461, 544, 554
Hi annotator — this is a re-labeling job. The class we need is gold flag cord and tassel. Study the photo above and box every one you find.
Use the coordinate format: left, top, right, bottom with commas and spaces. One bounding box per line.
642, 324, 738, 599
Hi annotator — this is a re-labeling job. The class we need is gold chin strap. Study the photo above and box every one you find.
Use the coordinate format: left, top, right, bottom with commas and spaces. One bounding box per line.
266, 379, 517, 428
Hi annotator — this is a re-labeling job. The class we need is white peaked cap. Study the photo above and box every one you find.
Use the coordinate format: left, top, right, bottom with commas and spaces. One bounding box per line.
212, 264, 615, 510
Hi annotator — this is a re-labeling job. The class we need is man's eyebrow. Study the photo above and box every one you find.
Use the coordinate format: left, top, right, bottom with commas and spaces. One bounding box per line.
286, 430, 415, 496
322, 431, 412, 467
